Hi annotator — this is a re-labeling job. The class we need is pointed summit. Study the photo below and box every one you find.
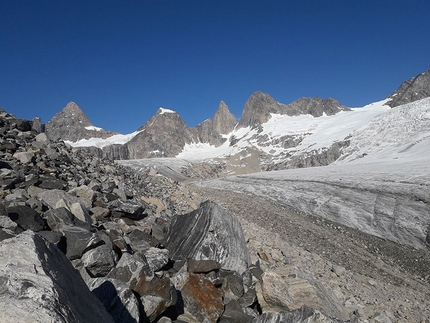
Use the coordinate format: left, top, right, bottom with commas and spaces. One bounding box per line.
45, 102, 114, 142
213, 101, 237, 135
238, 91, 287, 128
386, 68, 430, 107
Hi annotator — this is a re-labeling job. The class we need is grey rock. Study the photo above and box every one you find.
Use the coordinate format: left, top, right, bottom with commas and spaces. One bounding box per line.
7, 204, 46, 232
89, 277, 141, 323
45, 207, 91, 231
220, 299, 254, 323
386, 68, 430, 107
110, 199, 145, 220
61, 226, 98, 260
13, 151, 34, 164
144, 247, 169, 272
107, 252, 152, 288
38, 189, 92, 224
0, 231, 114, 323
166, 201, 250, 274
187, 259, 221, 273
82, 244, 116, 277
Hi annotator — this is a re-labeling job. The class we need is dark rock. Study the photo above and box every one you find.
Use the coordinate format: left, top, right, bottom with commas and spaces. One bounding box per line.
82, 244, 116, 277
7, 205, 46, 231
45, 207, 91, 231
220, 299, 255, 323
61, 226, 98, 260
166, 201, 250, 274
89, 277, 142, 323
107, 252, 152, 288
133, 275, 177, 322
110, 199, 145, 220
127, 228, 157, 251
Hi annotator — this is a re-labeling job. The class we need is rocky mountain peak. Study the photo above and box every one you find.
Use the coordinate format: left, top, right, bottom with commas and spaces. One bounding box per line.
238, 91, 287, 128
130, 109, 193, 158
45, 102, 115, 142
213, 101, 238, 135
386, 68, 430, 107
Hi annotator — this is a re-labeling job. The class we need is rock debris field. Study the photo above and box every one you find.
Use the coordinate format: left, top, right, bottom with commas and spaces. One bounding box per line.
0, 107, 429, 323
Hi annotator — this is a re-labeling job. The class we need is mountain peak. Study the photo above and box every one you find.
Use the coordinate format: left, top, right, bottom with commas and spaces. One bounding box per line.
386, 68, 430, 107
213, 101, 237, 134
45, 102, 114, 142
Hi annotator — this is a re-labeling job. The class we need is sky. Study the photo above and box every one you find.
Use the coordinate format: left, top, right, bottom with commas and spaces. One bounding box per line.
1, 0, 430, 134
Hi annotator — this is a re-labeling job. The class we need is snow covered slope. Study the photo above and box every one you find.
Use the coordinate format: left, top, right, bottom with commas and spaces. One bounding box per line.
197, 98, 430, 249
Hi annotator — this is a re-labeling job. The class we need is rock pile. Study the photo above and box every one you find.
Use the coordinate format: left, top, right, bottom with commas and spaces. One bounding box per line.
0, 108, 345, 322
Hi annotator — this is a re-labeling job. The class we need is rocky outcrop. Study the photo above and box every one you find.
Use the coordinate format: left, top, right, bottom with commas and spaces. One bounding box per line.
191, 101, 238, 146
45, 101, 116, 142
127, 108, 194, 158
386, 68, 430, 107
285, 97, 350, 117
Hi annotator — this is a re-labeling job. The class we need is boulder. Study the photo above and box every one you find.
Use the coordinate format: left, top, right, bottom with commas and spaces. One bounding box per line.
82, 244, 116, 277
7, 204, 46, 232
0, 231, 114, 323
107, 252, 152, 288
166, 201, 250, 274
89, 277, 141, 323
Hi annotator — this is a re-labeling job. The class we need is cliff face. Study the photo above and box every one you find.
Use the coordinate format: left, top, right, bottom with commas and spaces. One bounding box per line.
45, 101, 116, 142
386, 68, 430, 107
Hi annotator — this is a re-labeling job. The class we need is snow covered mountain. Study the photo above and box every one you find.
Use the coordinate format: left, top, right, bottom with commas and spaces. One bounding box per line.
51, 68, 430, 177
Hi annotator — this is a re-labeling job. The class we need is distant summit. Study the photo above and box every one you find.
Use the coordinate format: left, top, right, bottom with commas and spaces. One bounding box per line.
45, 102, 116, 142
238, 91, 349, 128
386, 68, 430, 107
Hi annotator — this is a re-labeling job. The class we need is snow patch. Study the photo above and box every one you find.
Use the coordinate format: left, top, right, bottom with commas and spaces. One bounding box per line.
85, 125, 103, 131
66, 130, 142, 148
158, 107, 176, 115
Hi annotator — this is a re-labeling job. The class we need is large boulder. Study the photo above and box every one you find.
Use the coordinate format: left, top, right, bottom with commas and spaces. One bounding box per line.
0, 231, 114, 323
166, 201, 250, 274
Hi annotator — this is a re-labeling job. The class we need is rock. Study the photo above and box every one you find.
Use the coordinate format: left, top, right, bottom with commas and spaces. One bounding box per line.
89, 277, 142, 323
133, 275, 177, 322
251, 306, 344, 323
187, 259, 221, 274
7, 204, 46, 231
61, 226, 99, 260
386, 68, 430, 107
166, 201, 250, 274
45, 207, 91, 231
107, 252, 152, 288
110, 199, 145, 220
38, 189, 92, 224
180, 274, 224, 323
0, 231, 114, 323
219, 299, 254, 323
13, 151, 34, 164
144, 247, 170, 272
82, 244, 116, 277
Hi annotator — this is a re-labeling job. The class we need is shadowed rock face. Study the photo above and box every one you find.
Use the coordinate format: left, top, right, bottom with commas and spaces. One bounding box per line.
45, 101, 116, 142
386, 68, 430, 107
166, 200, 250, 274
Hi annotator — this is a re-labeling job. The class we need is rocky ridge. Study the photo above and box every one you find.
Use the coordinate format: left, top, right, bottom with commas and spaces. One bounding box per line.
0, 108, 352, 322
386, 68, 430, 108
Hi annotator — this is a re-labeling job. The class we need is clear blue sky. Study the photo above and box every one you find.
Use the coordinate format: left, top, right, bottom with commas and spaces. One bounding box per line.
1, 0, 430, 134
